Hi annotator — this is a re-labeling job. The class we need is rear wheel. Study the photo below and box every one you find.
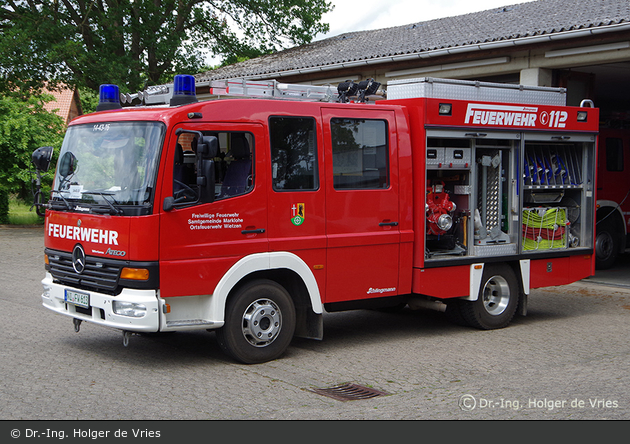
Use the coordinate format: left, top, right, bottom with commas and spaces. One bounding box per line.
595, 220, 619, 270
460, 264, 518, 330
216, 279, 296, 364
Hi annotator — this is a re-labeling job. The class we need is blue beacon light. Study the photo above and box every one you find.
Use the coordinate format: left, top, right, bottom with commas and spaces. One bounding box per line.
96, 84, 122, 111
170, 74, 198, 106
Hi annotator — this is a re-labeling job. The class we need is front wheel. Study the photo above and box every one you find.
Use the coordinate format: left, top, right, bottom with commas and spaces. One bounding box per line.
459, 264, 519, 330
216, 279, 296, 364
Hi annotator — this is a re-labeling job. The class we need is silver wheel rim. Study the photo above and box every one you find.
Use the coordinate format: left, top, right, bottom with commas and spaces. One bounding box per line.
482, 275, 510, 316
596, 232, 613, 261
241, 298, 282, 347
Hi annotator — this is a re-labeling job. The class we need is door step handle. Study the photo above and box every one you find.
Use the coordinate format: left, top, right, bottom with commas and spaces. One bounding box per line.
241, 228, 265, 234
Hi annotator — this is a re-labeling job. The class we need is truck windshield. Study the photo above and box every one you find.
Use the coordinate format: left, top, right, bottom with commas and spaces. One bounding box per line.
51, 122, 165, 214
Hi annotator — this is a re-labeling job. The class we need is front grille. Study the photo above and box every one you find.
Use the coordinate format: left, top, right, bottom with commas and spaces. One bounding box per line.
46, 249, 122, 294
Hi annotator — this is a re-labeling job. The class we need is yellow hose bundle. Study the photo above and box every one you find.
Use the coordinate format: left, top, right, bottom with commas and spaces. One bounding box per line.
522, 207, 567, 250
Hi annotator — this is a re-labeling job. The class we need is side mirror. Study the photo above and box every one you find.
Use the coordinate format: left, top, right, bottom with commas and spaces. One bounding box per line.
163, 196, 175, 212
31, 146, 54, 217
197, 136, 219, 159
198, 159, 216, 203
58, 152, 77, 178
32, 146, 54, 172
195, 137, 217, 203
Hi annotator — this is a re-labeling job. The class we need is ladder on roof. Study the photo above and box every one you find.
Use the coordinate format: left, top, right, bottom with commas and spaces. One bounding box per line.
205, 79, 340, 102
121, 78, 385, 106
205, 78, 385, 102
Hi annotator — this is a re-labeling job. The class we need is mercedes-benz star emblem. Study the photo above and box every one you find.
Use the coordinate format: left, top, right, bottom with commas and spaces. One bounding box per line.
72, 244, 86, 274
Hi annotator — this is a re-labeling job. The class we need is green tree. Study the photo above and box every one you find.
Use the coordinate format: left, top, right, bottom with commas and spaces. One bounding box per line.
0, 93, 64, 200
0, 0, 333, 94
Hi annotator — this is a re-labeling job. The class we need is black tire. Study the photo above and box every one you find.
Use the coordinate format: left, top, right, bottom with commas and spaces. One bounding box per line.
444, 300, 468, 326
459, 264, 518, 330
216, 279, 296, 364
595, 220, 619, 270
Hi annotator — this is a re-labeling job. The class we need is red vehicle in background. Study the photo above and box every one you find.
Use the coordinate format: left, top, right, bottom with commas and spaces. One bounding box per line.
595, 126, 630, 269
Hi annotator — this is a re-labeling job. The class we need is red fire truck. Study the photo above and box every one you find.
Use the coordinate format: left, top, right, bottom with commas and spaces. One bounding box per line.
595, 126, 630, 269
32, 76, 598, 364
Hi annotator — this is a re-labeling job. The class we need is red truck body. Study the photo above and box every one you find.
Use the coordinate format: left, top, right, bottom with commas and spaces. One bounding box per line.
37, 77, 599, 363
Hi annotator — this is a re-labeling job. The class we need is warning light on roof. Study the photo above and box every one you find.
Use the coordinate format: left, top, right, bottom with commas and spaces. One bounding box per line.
96, 84, 122, 111
170, 74, 198, 106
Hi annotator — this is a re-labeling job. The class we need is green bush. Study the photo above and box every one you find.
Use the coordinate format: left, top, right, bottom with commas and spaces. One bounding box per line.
0, 93, 63, 199
0, 189, 9, 224
8, 196, 43, 225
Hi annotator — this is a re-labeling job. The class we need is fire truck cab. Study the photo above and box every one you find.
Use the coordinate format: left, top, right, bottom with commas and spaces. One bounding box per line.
34, 76, 599, 364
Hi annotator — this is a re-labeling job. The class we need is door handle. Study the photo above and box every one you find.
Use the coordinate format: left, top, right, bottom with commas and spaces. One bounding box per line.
379, 222, 398, 227
241, 228, 265, 234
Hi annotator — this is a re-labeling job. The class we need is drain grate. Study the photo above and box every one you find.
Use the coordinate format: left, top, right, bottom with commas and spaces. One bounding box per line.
310, 383, 389, 402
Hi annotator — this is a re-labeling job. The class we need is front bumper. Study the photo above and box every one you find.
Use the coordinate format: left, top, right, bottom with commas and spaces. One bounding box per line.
41, 272, 161, 332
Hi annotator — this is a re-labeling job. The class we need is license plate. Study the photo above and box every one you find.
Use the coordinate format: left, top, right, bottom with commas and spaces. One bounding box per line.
65, 290, 90, 309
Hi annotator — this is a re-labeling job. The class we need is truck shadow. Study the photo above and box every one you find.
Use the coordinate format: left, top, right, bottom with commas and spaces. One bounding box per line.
60, 327, 230, 367
60, 287, 616, 365
291, 290, 611, 353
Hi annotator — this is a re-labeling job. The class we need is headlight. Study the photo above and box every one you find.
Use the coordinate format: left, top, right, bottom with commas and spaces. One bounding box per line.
112, 301, 147, 318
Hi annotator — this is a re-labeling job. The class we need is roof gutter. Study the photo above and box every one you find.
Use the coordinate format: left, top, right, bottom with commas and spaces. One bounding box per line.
238, 22, 630, 81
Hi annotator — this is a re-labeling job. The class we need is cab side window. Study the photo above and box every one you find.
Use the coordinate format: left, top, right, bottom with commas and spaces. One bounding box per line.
330, 118, 389, 189
172, 131, 254, 206
270, 117, 318, 191
172, 132, 198, 204
218, 132, 254, 199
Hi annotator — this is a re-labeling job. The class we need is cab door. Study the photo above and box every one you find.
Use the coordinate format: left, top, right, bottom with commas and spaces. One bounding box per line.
322, 108, 400, 303
159, 123, 268, 297
265, 116, 327, 294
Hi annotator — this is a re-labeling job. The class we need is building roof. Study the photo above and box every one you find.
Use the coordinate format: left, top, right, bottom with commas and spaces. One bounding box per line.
197, 0, 630, 82
43, 86, 81, 125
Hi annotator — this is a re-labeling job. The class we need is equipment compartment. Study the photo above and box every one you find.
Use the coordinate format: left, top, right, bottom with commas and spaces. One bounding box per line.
520, 136, 594, 253
425, 135, 519, 260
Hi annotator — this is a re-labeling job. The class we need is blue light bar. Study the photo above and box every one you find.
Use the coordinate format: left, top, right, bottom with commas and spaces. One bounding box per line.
170, 74, 198, 106
96, 84, 122, 111
100, 84, 119, 102
174, 75, 195, 96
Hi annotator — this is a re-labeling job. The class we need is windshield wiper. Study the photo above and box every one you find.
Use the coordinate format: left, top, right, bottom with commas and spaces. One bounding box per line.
81, 191, 124, 215
49, 189, 72, 210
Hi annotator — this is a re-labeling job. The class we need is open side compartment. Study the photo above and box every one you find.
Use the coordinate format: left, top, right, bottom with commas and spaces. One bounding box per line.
424, 132, 519, 261
521, 135, 595, 253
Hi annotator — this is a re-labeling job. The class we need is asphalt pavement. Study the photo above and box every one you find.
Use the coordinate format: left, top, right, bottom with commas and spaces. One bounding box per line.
0, 226, 629, 426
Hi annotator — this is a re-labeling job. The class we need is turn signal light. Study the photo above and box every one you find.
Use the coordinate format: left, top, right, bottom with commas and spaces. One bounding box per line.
120, 267, 150, 281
